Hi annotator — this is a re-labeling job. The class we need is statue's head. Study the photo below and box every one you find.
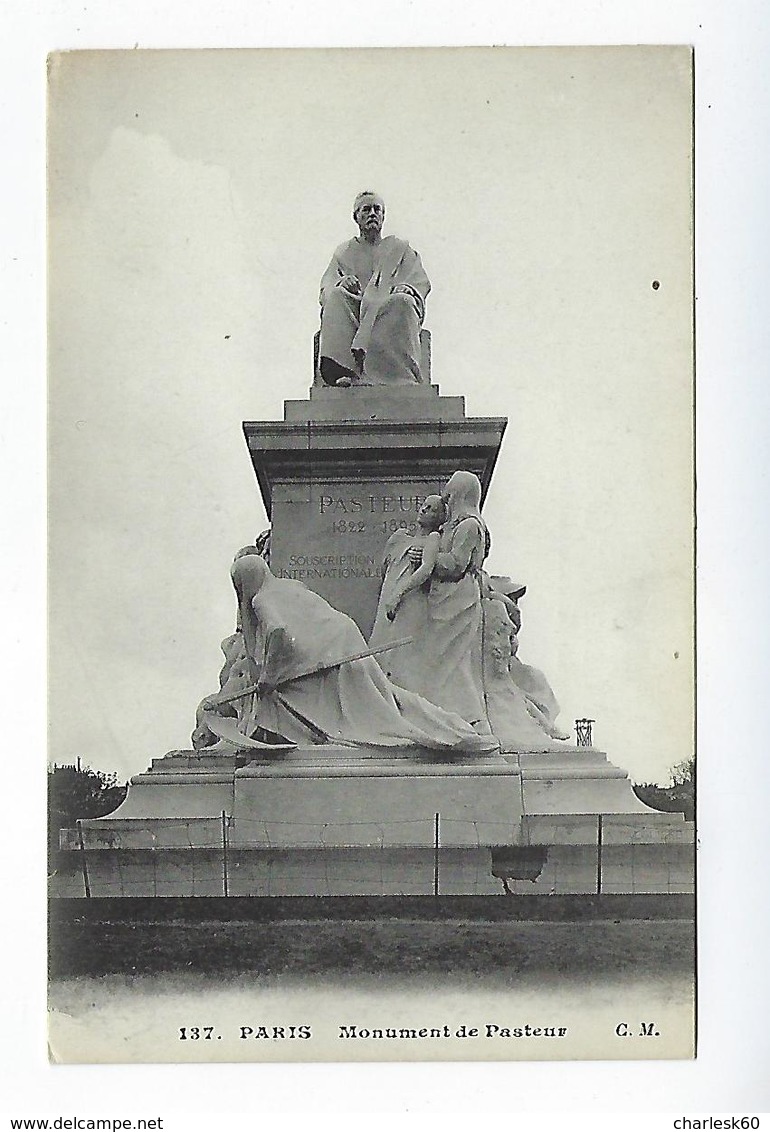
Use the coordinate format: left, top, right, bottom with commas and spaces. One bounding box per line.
353, 191, 385, 237
254, 529, 271, 563
443, 470, 490, 557
233, 544, 261, 562
417, 494, 447, 532
442, 470, 482, 517
488, 576, 524, 634
231, 552, 270, 603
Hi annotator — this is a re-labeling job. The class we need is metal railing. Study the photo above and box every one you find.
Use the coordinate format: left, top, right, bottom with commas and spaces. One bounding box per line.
50, 812, 694, 899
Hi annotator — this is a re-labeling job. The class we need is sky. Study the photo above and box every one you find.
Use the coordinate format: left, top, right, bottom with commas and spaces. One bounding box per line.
48, 46, 694, 784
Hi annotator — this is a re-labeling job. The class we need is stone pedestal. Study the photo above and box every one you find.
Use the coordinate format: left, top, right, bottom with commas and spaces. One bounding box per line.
67, 747, 523, 897
61, 743, 693, 897
108, 750, 236, 820
56, 381, 694, 900
514, 748, 666, 817
231, 747, 522, 849
76, 747, 522, 851
243, 384, 506, 636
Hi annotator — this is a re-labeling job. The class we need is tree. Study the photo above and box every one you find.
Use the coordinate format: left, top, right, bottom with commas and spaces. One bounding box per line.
48, 762, 128, 855
668, 756, 695, 821
633, 757, 694, 821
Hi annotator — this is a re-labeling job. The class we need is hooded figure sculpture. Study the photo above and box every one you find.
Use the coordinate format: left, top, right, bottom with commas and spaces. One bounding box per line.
372, 471, 490, 729
226, 552, 498, 755
369, 493, 447, 695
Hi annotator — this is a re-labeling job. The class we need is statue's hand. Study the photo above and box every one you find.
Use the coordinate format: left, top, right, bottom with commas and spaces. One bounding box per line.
337, 274, 361, 295
385, 595, 401, 620
407, 545, 423, 566
256, 678, 276, 698
391, 284, 424, 319
200, 698, 219, 713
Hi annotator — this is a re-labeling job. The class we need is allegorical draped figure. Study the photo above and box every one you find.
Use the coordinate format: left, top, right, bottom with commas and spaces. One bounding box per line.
483, 574, 570, 741
371, 471, 490, 730
318, 191, 431, 387
191, 542, 276, 752
191, 625, 264, 751
369, 494, 447, 696
370, 472, 571, 748
199, 552, 498, 755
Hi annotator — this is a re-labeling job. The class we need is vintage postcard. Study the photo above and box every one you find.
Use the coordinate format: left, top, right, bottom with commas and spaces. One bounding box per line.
47, 46, 695, 1063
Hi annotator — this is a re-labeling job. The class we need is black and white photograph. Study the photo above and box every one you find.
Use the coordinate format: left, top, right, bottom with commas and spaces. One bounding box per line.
43, 45, 698, 1064
2, 0, 769, 1116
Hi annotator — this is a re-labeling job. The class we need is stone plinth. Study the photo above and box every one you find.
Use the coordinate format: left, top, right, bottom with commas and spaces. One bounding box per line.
66, 745, 523, 896
511, 748, 672, 817
286, 383, 465, 423
60, 745, 693, 896
91, 750, 237, 822
77, 746, 522, 851
243, 385, 506, 636
231, 747, 522, 849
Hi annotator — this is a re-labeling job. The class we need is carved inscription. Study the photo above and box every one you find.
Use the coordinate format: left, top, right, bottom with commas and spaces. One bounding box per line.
315, 493, 427, 540
277, 553, 379, 581
274, 487, 441, 589
319, 494, 426, 514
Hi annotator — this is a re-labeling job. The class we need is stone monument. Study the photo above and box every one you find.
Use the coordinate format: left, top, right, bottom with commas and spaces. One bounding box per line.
60, 193, 693, 898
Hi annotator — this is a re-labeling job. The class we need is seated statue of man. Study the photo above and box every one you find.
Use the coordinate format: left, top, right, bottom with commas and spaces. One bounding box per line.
318, 191, 431, 386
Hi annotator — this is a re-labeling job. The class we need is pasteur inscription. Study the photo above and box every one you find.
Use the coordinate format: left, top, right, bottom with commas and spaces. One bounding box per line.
269, 483, 443, 635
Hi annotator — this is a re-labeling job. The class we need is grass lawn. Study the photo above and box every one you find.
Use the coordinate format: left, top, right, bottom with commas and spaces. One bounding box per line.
50, 916, 694, 980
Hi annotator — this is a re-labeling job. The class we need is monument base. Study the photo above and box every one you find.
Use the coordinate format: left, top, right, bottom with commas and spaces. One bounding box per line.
55, 744, 692, 897
70, 746, 523, 849
231, 746, 521, 849
513, 747, 678, 818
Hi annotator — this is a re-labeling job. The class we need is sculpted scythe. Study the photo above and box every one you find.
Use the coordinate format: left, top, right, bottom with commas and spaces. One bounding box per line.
201, 636, 413, 750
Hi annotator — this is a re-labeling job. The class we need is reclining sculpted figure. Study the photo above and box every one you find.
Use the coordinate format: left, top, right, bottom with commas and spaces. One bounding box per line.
198, 550, 499, 756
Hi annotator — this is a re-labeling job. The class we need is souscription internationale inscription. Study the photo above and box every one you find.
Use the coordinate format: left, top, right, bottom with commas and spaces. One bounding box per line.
278, 553, 380, 581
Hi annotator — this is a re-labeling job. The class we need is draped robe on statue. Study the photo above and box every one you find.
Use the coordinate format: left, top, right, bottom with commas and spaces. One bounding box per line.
231, 555, 498, 755
421, 515, 489, 725
369, 528, 437, 696
319, 236, 430, 385
192, 629, 296, 752
485, 577, 568, 738
370, 505, 489, 727
509, 653, 565, 735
